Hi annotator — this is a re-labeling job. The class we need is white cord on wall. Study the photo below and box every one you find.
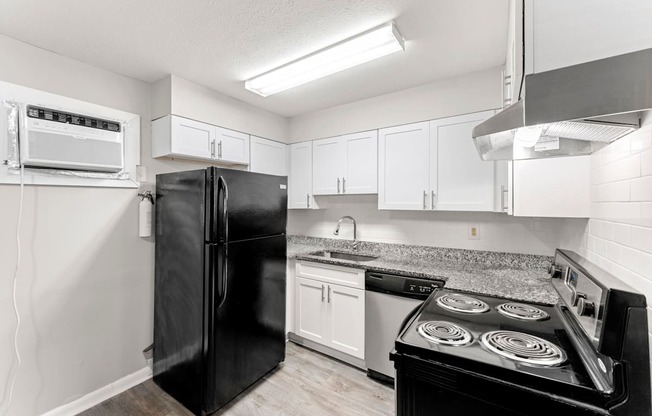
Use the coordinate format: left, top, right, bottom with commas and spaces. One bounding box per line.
2, 164, 25, 416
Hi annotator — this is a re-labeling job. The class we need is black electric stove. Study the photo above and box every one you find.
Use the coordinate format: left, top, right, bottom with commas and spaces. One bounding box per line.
391, 249, 651, 416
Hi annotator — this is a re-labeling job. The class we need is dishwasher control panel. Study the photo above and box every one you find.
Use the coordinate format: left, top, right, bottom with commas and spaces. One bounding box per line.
366, 271, 444, 300
404, 279, 442, 295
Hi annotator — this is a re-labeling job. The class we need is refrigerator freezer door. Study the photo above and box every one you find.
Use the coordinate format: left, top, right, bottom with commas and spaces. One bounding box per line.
204, 234, 287, 413
207, 168, 287, 243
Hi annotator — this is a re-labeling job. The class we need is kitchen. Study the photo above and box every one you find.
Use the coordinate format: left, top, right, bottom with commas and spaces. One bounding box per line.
0, 0, 651, 415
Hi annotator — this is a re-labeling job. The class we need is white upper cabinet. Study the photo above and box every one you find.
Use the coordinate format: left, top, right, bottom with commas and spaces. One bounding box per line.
342, 131, 378, 194
312, 130, 378, 195
378, 122, 430, 210
215, 126, 249, 164
530, 0, 652, 73
429, 111, 495, 212
313, 137, 345, 195
379, 112, 494, 212
512, 156, 590, 218
289, 141, 317, 209
249, 136, 287, 176
152, 115, 215, 161
494, 156, 590, 218
151, 115, 250, 165
505, 0, 652, 102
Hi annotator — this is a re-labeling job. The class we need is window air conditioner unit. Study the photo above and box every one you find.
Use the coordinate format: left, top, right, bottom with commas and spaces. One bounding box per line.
20, 105, 124, 172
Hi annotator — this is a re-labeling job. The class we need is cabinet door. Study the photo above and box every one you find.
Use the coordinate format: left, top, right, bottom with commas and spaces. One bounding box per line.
295, 277, 327, 344
378, 122, 430, 210
513, 156, 590, 218
343, 130, 378, 194
170, 116, 215, 160
288, 142, 313, 209
312, 137, 345, 195
250, 136, 287, 176
327, 284, 364, 359
216, 126, 249, 164
430, 111, 495, 211
532, 0, 652, 73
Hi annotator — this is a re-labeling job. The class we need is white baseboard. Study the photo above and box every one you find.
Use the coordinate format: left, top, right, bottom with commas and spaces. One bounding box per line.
41, 366, 152, 416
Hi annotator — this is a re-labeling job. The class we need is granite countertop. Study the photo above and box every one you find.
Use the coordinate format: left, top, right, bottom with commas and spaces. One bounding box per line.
288, 236, 559, 305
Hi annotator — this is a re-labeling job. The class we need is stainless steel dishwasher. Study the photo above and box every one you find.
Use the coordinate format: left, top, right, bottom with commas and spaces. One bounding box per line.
365, 271, 444, 383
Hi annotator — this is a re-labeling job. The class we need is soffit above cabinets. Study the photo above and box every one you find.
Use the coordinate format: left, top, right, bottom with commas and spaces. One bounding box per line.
0, 0, 508, 117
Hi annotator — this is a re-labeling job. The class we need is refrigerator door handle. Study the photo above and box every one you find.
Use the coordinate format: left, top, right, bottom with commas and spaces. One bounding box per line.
216, 175, 229, 242
217, 244, 228, 308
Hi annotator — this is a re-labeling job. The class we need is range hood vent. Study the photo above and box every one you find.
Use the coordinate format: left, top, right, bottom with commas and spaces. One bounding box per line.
473, 48, 652, 161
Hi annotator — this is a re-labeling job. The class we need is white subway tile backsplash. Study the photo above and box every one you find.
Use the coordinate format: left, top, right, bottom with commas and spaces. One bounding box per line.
592, 181, 630, 202
630, 226, 652, 255
595, 154, 640, 184
614, 223, 632, 246
631, 176, 652, 201
606, 241, 622, 263
642, 150, 652, 176
600, 135, 631, 165
643, 203, 652, 220
594, 237, 608, 257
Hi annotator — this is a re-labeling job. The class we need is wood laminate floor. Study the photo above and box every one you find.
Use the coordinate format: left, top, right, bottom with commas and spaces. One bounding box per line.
80, 342, 394, 416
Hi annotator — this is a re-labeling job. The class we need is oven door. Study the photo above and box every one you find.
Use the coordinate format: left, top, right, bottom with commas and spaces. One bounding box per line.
391, 352, 607, 416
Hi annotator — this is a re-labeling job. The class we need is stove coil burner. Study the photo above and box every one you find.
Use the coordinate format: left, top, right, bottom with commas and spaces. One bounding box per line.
480, 330, 566, 366
496, 303, 550, 321
417, 321, 473, 346
436, 293, 490, 314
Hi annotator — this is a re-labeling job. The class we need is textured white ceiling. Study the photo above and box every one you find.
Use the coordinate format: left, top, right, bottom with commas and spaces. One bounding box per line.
0, 0, 508, 117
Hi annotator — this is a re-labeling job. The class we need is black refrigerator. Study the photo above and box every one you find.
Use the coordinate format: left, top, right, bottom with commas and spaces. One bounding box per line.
153, 167, 287, 415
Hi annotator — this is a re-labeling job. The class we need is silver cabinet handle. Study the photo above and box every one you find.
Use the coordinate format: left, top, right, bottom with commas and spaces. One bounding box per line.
431, 191, 436, 210
327, 286, 331, 303
337, 178, 340, 194
210, 141, 216, 158
307, 194, 310, 208
342, 177, 346, 193
218, 141, 222, 159
423, 190, 427, 210
321, 285, 325, 302
501, 185, 509, 212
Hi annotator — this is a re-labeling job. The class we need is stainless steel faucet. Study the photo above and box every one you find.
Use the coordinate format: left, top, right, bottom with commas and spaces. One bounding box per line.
333, 216, 358, 251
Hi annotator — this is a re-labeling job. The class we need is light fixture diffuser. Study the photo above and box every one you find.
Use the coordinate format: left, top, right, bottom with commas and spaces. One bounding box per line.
245, 22, 405, 97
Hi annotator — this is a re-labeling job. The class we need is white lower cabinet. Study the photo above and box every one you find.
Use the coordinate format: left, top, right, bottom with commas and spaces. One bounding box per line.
294, 261, 365, 360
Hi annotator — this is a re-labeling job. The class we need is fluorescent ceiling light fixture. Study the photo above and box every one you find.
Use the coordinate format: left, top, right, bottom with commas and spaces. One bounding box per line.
245, 22, 405, 97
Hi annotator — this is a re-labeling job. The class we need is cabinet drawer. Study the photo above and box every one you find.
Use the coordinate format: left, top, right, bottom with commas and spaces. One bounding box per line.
296, 261, 365, 289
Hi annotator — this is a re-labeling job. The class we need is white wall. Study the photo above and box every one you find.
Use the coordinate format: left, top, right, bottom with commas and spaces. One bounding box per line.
288, 195, 587, 256
151, 74, 289, 142
0, 34, 264, 415
287, 67, 502, 142
565, 114, 652, 369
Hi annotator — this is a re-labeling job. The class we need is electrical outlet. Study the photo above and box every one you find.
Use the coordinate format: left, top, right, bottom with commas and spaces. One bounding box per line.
468, 225, 480, 240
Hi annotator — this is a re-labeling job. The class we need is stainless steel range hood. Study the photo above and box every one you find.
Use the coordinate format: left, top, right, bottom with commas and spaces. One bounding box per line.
473, 48, 652, 161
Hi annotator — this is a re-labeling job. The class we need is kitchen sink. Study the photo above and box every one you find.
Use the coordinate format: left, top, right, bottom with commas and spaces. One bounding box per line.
309, 251, 378, 262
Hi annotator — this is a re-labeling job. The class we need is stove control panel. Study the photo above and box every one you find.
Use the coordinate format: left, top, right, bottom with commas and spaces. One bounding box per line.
551, 254, 605, 345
